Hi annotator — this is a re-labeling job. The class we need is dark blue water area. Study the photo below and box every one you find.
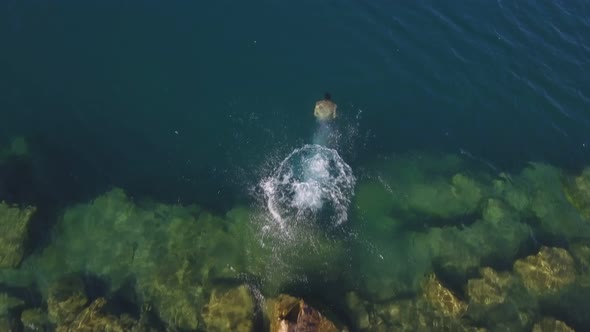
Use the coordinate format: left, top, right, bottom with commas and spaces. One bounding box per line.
1, 0, 589, 211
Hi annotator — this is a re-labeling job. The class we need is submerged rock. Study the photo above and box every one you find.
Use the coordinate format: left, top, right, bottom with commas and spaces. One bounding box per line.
202, 285, 256, 332
137, 258, 203, 331
532, 317, 575, 332
0, 202, 36, 268
0, 292, 25, 316
428, 205, 530, 280
422, 273, 467, 318
56, 297, 143, 332
21, 308, 50, 332
344, 292, 372, 331
47, 274, 88, 326
563, 166, 590, 221
492, 174, 530, 212
570, 242, 590, 279
19, 188, 259, 330
354, 180, 398, 233
345, 290, 482, 332
464, 266, 538, 330
401, 172, 483, 221
513, 246, 576, 295
523, 163, 590, 241
266, 294, 341, 332
0, 316, 13, 331
467, 267, 514, 306
355, 154, 488, 227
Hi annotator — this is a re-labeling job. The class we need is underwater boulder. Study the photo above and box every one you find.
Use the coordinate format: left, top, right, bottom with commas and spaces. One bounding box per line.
357, 231, 433, 302
0, 316, 13, 331
421, 273, 467, 318
430, 201, 531, 280
0, 202, 36, 268
344, 292, 372, 331
401, 172, 484, 222
36, 188, 147, 293
467, 267, 515, 306
359, 153, 490, 227
521, 163, 590, 242
20, 308, 50, 332
266, 294, 341, 332
464, 266, 539, 331
55, 297, 142, 332
345, 286, 483, 332
136, 258, 204, 331
47, 274, 88, 326
570, 242, 590, 276
513, 246, 576, 296
201, 285, 256, 332
353, 180, 404, 245
481, 198, 517, 226
532, 317, 575, 332
0, 292, 25, 318
563, 166, 590, 221
492, 174, 530, 213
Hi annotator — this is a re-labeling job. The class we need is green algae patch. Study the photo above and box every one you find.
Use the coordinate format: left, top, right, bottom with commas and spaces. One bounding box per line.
55, 297, 147, 332
0, 202, 36, 268
345, 275, 482, 332
354, 180, 395, 221
491, 174, 530, 212
356, 231, 433, 301
33, 188, 146, 292
467, 267, 515, 306
426, 202, 531, 280
519, 163, 590, 241
47, 274, 88, 325
20, 308, 50, 332
563, 166, 590, 221
202, 285, 256, 332
532, 317, 575, 332
18, 188, 269, 331
402, 172, 483, 220
0, 293, 25, 316
248, 216, 350, 296
355, 153, 488, 229
6, 151, 590, 330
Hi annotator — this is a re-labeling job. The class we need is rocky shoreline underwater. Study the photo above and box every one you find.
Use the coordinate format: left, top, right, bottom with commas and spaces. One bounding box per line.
1, 136, 590, 331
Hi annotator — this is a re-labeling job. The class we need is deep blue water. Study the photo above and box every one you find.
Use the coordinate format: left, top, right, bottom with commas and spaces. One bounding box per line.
1, 1, 590, 330
1, 0, 589, 211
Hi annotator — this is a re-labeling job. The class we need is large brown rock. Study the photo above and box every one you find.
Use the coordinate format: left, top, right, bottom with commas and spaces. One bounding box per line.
266, 294, 341, 332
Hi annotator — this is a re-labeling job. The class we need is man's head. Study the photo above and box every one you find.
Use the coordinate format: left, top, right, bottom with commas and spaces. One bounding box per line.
324, 92, 332, 101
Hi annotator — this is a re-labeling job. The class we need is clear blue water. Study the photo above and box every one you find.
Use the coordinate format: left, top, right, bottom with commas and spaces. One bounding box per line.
1, 1, 590, 330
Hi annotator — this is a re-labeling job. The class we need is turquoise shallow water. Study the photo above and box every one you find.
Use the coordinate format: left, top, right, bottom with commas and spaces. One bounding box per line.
1, 1, 590, 331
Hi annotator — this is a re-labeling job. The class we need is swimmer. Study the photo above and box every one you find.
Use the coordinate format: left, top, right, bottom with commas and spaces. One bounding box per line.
314, 93, 337, 121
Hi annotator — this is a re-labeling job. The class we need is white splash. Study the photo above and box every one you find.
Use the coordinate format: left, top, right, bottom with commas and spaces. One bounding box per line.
260, 144, 355, 227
